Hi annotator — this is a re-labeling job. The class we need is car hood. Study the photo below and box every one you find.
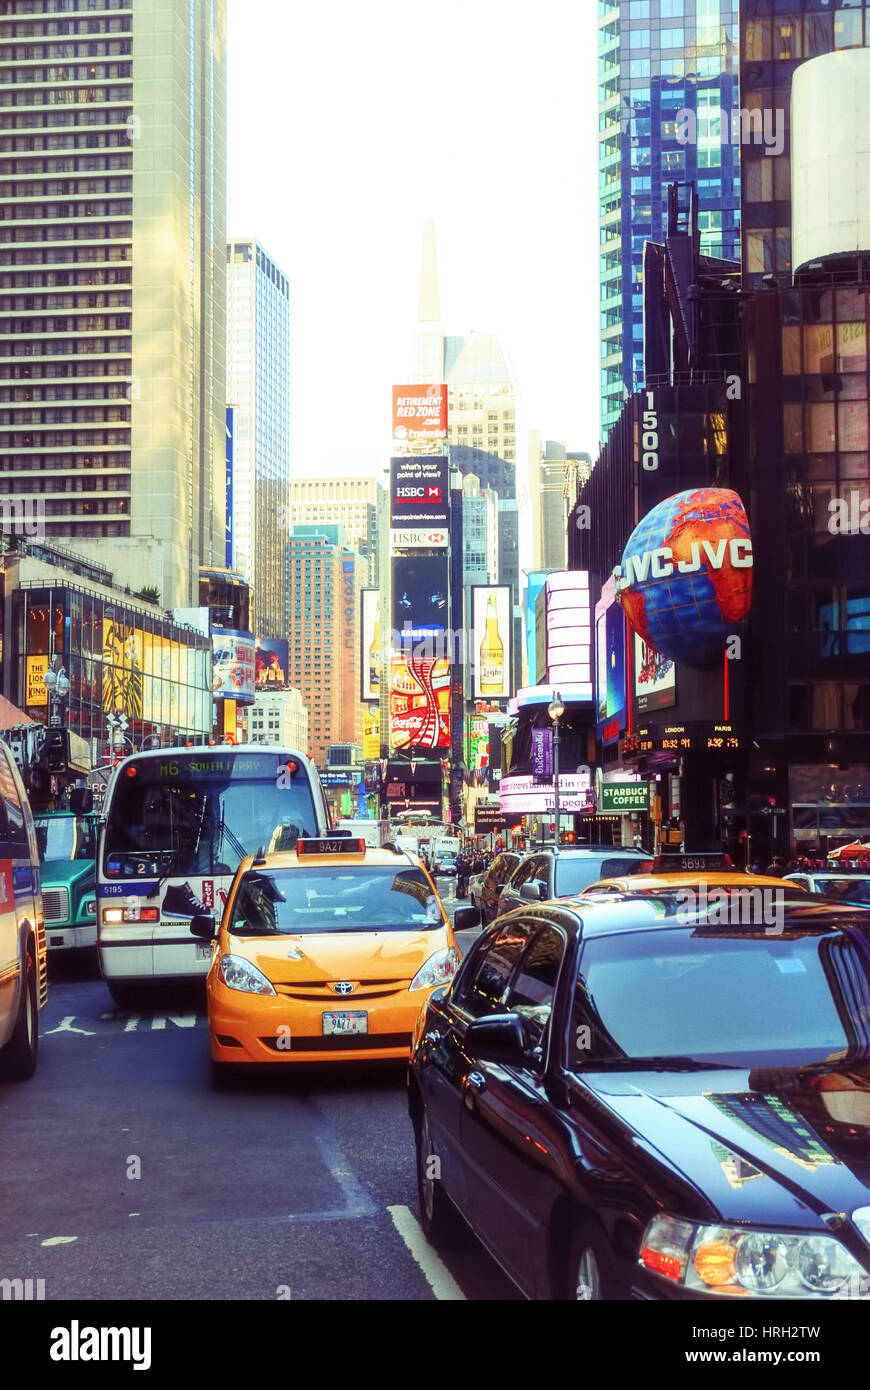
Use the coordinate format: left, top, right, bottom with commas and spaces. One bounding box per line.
579, 1062, 870, 1232
41, 859, 94, 890
225, 927, 451, 984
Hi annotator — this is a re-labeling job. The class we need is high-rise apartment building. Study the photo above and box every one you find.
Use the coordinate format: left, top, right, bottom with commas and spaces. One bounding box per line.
285, 524, 364, 767
226, 237, 290, 636
598, 0, 740, 436
0, 0, 227, 608
445, 332, 517, 466
528, 436, 592, 571
247, 686, 308, 752
286, 476, 379, 584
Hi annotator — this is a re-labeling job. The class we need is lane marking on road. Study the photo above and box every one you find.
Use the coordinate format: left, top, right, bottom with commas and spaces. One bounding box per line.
41, 1236, 78, 1246
124, 1015, 140, 1032
387, 1204, 467, 1301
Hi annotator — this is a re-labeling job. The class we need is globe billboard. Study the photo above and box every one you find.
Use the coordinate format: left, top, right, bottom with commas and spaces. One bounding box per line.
613, 488, 753, 668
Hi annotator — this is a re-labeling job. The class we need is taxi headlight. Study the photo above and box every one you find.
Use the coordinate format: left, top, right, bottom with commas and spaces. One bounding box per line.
219, 954, 277, 996
640, 1214, 869, 1298
409, 947, 460, 992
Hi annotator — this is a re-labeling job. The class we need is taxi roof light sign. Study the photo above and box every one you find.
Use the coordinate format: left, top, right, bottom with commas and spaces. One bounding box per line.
296, 836, 367, 856
651, 852, 731, 873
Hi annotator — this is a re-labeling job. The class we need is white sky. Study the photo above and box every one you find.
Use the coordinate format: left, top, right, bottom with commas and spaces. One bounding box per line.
226, 0, 601, 480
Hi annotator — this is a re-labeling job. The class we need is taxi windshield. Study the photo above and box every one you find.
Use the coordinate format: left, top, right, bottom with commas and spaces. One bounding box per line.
229, 865, 444, 935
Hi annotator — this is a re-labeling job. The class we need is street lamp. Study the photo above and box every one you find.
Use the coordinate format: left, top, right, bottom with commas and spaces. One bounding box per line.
547, 692, 565, 854
43, 663, 70, 728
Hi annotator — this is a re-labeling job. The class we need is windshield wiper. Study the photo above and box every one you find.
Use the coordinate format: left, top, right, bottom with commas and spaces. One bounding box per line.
581, 1055, 733, 1072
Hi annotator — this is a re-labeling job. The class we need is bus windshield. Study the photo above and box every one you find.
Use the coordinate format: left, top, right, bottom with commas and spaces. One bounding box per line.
35, 814, 98, 864
102, 751, 321, 879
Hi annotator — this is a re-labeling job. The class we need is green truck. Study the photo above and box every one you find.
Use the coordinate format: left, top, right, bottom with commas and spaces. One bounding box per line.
34, 805, 99, 952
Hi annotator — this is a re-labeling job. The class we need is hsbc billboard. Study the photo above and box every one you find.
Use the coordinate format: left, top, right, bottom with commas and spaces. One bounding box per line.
390, 457, 450, 533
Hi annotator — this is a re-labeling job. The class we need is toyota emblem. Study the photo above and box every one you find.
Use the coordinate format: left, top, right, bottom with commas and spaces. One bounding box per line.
332, 981, 354, 996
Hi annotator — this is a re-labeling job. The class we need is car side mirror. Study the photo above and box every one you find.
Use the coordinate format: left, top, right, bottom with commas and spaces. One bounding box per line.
453, 905, 480, 930
466, 1012, 529, 1065
69, 786, 94, 814
520, 881, 544, 902
190, 913, 216, 940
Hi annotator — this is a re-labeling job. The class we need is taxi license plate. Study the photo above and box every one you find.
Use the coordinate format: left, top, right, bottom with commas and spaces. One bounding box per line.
322, 1011, 367, 1036
195, 943, 212, 960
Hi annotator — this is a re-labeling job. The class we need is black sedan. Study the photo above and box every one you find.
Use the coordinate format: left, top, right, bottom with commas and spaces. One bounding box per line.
408, 895, 870, 1301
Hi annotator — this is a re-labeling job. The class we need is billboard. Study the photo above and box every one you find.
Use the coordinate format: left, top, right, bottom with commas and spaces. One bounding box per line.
391, 384, 448, 454
390, 457, 449, 531
25, 654, 48, 707
466, 713, 489, 770
225, 406, 234, 569
392, 554, 449, 642
389, 656, 450, 750
254, 637, 288, 688
499, 771, 595, 815
595, 575, 627, 744
542, 571, 592, 695
471, 585, 512, 700
212, 628, 256, 704
524, 571, 548, 687
634, 632, 676, 713
360, 588, 381, 702
362, 705, 380, 760
615, 488, 753, 668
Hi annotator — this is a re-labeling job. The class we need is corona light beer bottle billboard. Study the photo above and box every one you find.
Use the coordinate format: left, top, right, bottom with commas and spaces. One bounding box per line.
473, 586, 512, 699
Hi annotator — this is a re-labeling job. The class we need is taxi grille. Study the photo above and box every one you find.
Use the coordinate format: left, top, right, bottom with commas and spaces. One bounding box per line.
273, 980, 408, 1001
261, 1032, 412, 1052
43, 887, 70, 924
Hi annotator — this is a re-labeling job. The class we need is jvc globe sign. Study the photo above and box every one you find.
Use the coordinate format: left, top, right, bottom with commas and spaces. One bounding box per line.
614, 488, 753, 667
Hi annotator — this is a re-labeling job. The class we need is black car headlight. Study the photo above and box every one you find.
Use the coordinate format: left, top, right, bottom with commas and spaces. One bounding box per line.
640, 1214, 870, 1298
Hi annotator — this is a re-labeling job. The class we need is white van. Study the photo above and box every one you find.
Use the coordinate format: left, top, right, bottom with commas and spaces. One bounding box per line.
0, 740, 46, 1081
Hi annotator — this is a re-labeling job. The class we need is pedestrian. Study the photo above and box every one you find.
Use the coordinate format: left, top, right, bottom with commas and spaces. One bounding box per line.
765, 855, 785, 877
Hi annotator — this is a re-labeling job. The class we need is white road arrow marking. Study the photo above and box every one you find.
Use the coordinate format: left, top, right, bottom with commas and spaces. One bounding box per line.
124, 1015, 140, 1032
151, 1014, 196, 1030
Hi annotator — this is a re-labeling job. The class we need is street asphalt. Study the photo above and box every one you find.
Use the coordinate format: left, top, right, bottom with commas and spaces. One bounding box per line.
0, 877, 518, 1301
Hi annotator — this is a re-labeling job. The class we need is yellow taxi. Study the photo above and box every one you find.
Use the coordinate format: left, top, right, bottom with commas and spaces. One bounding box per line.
192, 836, 460, 1084
580, 852, 807, 911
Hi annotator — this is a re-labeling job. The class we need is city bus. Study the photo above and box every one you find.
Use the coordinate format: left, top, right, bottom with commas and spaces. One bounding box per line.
96, 745, 331, 1006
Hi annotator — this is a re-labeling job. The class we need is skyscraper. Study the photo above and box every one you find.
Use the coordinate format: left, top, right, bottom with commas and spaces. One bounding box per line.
286, 476, 380, 585
226, 237, 291, 636
285, 524, 365, 766
0, 0, 227, 608
598, 0, 740, 436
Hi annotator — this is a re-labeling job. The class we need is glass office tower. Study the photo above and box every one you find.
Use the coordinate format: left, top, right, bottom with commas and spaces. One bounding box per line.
599, 0, 741, 437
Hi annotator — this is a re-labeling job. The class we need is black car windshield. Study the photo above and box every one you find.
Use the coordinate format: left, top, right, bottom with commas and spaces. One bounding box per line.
555, 855, 653, 894
575, 925, 870, 1068
229, 865, 445, 935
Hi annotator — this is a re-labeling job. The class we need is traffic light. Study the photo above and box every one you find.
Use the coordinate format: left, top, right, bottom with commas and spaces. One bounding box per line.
44, 727, 68, 773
